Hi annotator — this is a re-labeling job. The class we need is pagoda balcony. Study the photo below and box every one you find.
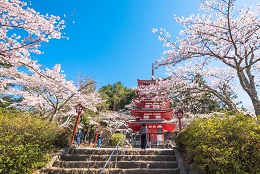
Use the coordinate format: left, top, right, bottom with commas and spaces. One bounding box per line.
132, 99, 170, 109
136, 93, 169, 100
127, 118, 178, 132
130, 108, 174, 121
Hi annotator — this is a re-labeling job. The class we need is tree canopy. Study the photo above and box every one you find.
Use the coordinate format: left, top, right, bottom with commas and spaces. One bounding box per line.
152, 0, 260, 115
98, 81, 137, 111
0, 0, 101, 127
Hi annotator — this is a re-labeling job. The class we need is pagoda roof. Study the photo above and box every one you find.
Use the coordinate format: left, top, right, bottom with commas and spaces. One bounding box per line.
130, 108, 173, 112
137, 79, 156, 82
133, 98, 169, 102
137, 79, 156, 85
128, 119, 178, 124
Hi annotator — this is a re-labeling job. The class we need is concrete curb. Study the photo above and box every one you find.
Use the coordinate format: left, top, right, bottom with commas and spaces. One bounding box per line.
34, 147, 70, 174
174, 149, 187, 174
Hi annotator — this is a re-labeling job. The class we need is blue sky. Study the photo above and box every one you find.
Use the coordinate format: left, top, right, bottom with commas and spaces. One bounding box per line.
28, 0, 259, 104
28, 0, 199, 88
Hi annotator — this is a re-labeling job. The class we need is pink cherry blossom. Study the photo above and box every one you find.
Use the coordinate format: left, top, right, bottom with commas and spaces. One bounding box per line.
152, 0, 260, 115
0, 0, 101, 127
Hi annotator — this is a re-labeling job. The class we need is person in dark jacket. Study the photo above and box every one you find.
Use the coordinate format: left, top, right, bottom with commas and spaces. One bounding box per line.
74, 129, 82, 148
140, 123, 147, 150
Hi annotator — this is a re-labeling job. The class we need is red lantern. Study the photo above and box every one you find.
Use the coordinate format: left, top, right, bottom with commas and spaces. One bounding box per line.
176, 110, 183, 132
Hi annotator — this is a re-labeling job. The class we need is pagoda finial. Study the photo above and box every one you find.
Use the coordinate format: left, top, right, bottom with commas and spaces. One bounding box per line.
152, 63, 156, 80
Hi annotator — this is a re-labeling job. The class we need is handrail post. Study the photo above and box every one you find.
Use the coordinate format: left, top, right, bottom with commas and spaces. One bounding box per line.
115, 145, 118, 168
99, 133, 125, 174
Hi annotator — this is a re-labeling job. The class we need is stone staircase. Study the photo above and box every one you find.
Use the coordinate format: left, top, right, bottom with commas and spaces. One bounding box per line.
40, 147, 180, 174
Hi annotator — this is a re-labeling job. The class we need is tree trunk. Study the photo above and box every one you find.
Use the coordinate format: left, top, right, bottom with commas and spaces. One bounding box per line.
237, 69, 260, 115
250, 98, 260, 116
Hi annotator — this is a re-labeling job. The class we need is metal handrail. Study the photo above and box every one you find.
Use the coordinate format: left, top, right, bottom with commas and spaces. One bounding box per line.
99, 133, 125, 174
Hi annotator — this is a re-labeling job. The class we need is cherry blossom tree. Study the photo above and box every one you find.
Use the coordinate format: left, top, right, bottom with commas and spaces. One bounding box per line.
166, 61, 240, 112
0, 1, 102, 127
2, 64, 101, 127
0, 0, 66, 95
153, 0, 260, 115
135, 61, 240, 113
0, 0, 65, 67
0, 0, 69, 94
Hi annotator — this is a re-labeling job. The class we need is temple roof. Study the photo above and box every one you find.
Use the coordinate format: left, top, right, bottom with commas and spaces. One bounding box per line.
130, 108, 174, 112
137, 79, 156, 86
127, 119, 178, 124
133, 98, 170, 103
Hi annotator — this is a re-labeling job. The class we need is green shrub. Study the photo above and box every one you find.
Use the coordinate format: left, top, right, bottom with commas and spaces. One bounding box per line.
110, 133, 125, 146
176, 113, 260, 174
54, 127, 71, 148
0, 109, 61, 174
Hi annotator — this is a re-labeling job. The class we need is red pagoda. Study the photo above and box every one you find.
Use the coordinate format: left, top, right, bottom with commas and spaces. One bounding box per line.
127, 79, 177, 143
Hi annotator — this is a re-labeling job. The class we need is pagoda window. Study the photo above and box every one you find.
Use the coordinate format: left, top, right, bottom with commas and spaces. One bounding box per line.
155, 115, 161, 119
145, 104, 150, 108
157, 135, 163, 141
144, 115, 149, 119
153, 104, 159, 109
157, 128, 163, 141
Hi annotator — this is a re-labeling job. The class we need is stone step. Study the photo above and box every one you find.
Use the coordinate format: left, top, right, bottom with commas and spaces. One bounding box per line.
60, 154, 177, 161
68, 148, 176, 155
52, 160, 179, 169
40, 148, 180, 174
42, 168, 180, 174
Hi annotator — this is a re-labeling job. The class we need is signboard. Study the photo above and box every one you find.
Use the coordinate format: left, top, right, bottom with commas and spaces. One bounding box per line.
176, 110, 184, 119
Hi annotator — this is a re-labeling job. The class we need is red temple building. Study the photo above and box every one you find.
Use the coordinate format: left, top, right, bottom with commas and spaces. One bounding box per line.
127, 79, 177, 144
